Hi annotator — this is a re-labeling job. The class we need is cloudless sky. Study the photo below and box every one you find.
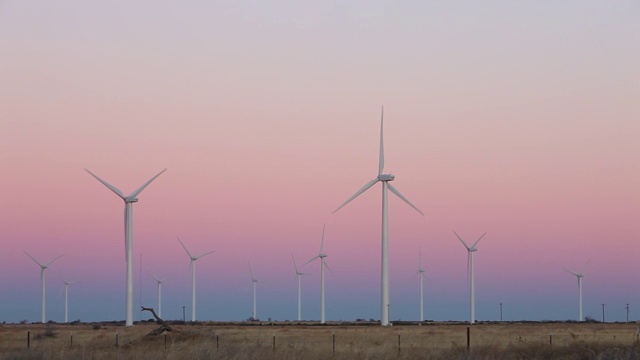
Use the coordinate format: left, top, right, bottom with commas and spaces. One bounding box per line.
1, 1, 638, 324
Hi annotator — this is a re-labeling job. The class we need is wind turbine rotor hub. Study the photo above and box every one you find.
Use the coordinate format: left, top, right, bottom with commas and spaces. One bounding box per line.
124, 197, 139, 203
320, 254, 328, 258
378, 174, 395, 181
469, 248, 478, 252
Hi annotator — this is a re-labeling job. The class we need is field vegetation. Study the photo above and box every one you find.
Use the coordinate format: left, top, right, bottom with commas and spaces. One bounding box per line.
1, 320, 639, 359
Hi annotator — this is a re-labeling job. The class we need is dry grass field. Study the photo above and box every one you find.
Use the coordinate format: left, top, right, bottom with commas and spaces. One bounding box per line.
1, 321, 639, 359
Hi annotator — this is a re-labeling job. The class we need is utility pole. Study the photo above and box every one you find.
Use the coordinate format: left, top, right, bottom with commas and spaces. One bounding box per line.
499, 303, 503, 322
601, 304, 605, 323
626, 303, 630, 322
182, 306, 186, 322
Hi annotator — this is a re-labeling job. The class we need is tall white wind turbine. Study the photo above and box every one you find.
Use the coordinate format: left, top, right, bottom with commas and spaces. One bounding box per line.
412, 248, 426, 322
564, 260, 589, 322
178, 237, 214, 322
332, 108, 424, 326
292, 254, 310, 321
85, 168, 166, 326
148, 272, 168, 318
63, 279, 75, 323
454, 231, 485, 325
305, 224, 332, 324
24, 252, 62, 323
249, 263, 260, 321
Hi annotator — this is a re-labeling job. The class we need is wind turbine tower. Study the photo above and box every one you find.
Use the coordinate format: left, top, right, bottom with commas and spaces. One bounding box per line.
305, 224, 331, 324
148, 272, 168, 318
413, 248, 426, 322
249, 263, 260, 320
292, 254, 309, 321
564, 260, 589, 322
85, 168, 165, 326
178, 237, 214, 322
63, 279, 75, 323
454, 231, 485, 325
333, 108, 424, 326
24, 252, 62, 323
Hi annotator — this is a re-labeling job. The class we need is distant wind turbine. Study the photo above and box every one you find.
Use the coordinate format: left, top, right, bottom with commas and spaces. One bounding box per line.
249, 263, 260, 321
178, 236, 214, 322
412, 248, 426, 322
332, 108, 424, 326
148, 272, 168, 318
24, 252, 62, 323
292, 254, 310, 321
305, 224, 332, 324
564, 260, 590, 322
454, 231, 485, 325
63, 279, 75, 323
85, 168, 166, 326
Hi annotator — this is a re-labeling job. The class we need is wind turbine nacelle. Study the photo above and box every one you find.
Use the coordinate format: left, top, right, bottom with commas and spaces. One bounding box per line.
124, 197, 139, 203
378, 174, 395, 181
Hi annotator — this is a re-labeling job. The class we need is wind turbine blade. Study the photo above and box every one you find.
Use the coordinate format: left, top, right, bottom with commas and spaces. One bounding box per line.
453, 231, 471, 250
292, 254, 299, 274
387, 183, 424, 216
319, 224, 326, 253
324, 260, 336, 278
379, 106, 384, 176
85, 169, 125, 199
332, 178, 379, 214
24, 251, 44, 267
471, 233, 486, 248
563, 268, 579, 277
177, 236, 193, 259
129, 169, 167, 198
45, 254, 63, 267
249, 263, 255, 281
147, 271, 160, 283
582, 259, 591, 274
40, 268, 44, 283
195, 250, 215, 259
304, 255, 320, 266
419, 247, 423, 270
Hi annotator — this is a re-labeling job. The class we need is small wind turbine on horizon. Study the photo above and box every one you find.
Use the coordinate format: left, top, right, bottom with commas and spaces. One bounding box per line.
454, 231, 485, 325
292, 254, 310, 321
148, 272, 169, 318
178, 236, 214, 322
63, 279, 75, 323
332, 107, 424, 326
249, 263, 261, 321
305, 224, 332, 324
564, 260, 590, 322
412, 248, 426, 322
24, 251, 62, 323
85, 168, 166, 326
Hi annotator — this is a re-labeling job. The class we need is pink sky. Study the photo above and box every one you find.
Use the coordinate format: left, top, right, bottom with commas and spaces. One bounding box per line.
1, 1, 638, 323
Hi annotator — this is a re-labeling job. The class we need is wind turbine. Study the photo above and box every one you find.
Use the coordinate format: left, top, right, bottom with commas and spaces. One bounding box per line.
305, 224, 332, 324
412, 248, 426, 322
24, 252, 62, 323
454, 231, 485, 325
178, 236, 214, 322
249, 263, 260, 321
148, 272, 168, 318
292, 254, 310, 321
85, 168, 166, 326
332, 108, 424, 326
564, 260, 589, 322
63, 279, 75, 323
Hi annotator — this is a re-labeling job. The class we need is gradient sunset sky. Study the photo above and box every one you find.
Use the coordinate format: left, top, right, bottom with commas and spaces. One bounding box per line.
1, 1, 638, 324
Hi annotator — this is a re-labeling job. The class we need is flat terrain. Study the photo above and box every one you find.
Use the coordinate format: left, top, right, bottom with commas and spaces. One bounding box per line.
1, 321, 639, 359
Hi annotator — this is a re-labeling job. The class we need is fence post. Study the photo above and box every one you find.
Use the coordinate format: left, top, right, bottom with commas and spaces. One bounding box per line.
164, 332, 167, 350
466, 327, 470, 352
332, 331, 336, 353
549, 334, 552, 346
398, 334, 401, 352
27, 331, 30, 349
272, 333, 276, 351
216, 333, 219, 350
115, 331, 119, 347
71, 332, 73, 347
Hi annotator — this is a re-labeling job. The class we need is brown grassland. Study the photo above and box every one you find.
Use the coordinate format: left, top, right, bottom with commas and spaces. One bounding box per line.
1, 321, 639, 359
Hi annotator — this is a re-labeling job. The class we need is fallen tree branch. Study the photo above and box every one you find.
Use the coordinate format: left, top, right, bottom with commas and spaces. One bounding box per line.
141, 306, 173, 336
